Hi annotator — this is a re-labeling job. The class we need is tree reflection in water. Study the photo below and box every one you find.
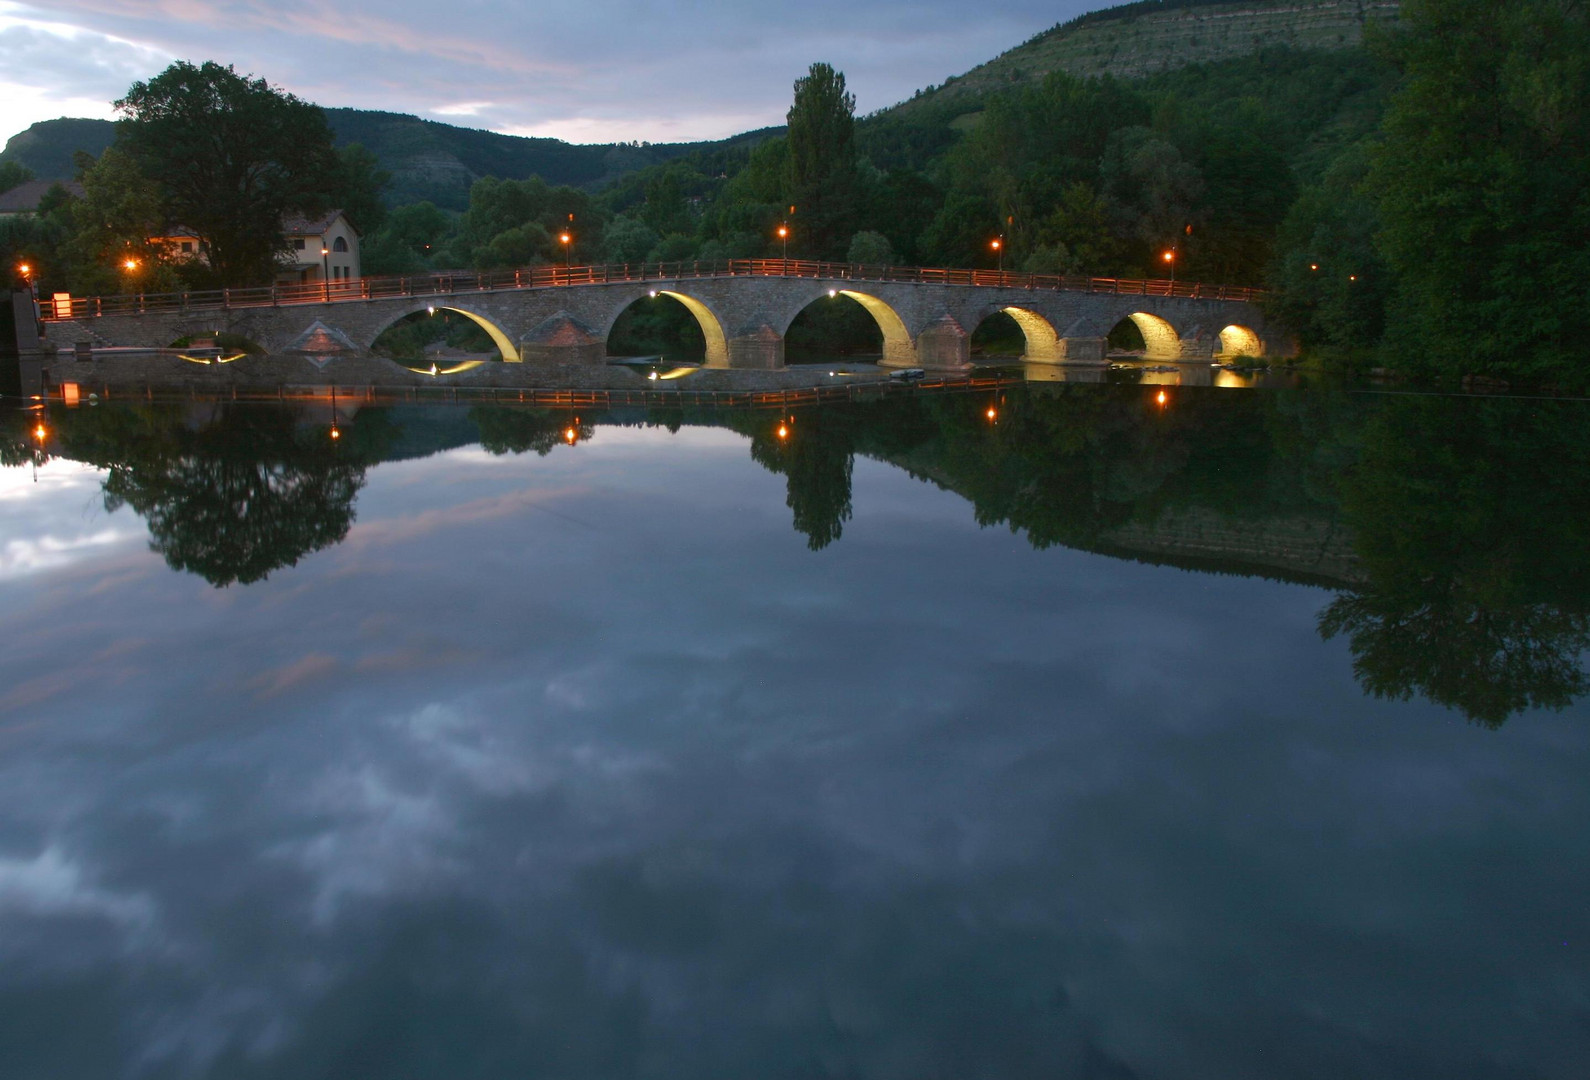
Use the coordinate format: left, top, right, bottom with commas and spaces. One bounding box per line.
62, 403, 392, 587
16, 386, 1589, 724
1320, 396, 1590, 727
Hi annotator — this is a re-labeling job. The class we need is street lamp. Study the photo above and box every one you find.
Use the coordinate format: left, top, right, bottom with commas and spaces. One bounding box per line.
560, 232, 573, 267
321, 246, 330, 300
777, 223, 789, 262
991, 236, 1004, 273
1162, 248, 1176, 285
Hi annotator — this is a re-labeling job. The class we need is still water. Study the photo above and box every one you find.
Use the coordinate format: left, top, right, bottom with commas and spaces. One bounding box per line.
1, 385, 1586, 1078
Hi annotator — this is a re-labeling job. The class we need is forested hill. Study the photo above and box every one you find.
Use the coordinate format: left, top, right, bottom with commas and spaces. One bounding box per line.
889, 0, 1400, 117
0, 110, 779, 210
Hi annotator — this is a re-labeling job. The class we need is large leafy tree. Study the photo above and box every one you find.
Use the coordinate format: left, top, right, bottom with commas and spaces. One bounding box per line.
1370, 0, 1590, 385
115, 61, 340, 286
786, 63, 859, 259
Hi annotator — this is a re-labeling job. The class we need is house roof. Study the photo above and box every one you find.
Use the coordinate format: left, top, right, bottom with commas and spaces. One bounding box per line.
282, 209, 355, 237
0, 178, 85, 213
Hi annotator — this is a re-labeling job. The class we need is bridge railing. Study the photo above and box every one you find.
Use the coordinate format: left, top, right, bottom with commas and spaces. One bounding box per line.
38, 259, 1266, 321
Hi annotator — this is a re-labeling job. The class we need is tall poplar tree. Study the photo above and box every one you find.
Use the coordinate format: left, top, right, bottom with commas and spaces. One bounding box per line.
786, 63, 859, 259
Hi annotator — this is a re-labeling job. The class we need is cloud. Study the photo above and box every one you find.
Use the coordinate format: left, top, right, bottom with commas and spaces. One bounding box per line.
0, 845, 155, 926
1, 0, 1089, 145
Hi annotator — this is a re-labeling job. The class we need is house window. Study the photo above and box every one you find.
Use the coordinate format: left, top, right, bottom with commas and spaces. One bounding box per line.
181, 241, 194, 253
333, 236, 349, 253
294, 238, 306, 251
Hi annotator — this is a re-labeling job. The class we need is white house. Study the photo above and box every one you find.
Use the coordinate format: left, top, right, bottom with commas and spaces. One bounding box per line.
278, 210, 362, 285
148, 209, 362, 282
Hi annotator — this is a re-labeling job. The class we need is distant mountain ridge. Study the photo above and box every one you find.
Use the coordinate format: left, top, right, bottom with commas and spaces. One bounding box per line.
888, 0, 1399, 116
0, 0, 1397, 204
0, 110, 779, 210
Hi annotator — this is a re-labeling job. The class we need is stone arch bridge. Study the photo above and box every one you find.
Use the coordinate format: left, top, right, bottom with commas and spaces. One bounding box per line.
36, 260, 1286, 370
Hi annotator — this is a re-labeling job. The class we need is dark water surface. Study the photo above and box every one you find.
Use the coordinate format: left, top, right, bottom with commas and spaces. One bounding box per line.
1, 385, 1586, 1079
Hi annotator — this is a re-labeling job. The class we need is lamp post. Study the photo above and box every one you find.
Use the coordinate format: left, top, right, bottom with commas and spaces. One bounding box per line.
560, 231, 573, 268
1163, 247, 1176, 285
321, 246, 330, 300
777, 223, 789, 263
991, 236, 1004, 273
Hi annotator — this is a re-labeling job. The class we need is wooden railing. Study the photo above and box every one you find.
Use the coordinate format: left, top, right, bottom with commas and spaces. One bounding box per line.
39, 258, 1266, 322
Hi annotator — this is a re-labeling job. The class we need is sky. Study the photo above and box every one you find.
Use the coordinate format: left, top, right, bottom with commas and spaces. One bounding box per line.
1, 415, 1587, 1075
0, 0, 1100, 149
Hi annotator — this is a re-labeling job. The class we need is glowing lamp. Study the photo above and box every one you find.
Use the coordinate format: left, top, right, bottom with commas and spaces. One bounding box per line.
330, 426, 341, 440
986, 407, 997, 421
991, 239, 1001, 250
1163, 252, 1175, 263
123, 258, 138, 271
18, 263, 29, 275
1156, 390, 1169, 407
560, 234, 572, 244
777, 227, 788, 238
34, 424, 47, 441
776, 425, 789, 440
828, 289, 837, 298
564, 427, 578, 444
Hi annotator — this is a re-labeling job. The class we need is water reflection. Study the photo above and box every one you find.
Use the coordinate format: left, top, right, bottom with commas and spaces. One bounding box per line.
2, 385, 1588, 1077
8, 387, 1590, 723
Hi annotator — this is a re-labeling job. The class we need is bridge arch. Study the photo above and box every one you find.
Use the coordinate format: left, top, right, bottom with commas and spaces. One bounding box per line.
972, 306, 1060, 362
838, 291, 914, 365
603, 289, 730, 367
657, 290, 729, 367
774, 288, 916, 366
371, 304, 520, 363
1219, 324, 1263, 358
1110, 312, 1181, 361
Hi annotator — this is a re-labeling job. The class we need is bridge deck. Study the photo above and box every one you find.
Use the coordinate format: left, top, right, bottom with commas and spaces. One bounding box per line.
37, 259, 1264, 322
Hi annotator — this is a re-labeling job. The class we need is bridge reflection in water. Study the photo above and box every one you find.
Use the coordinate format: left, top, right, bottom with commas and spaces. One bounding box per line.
6, 384, 1588, 728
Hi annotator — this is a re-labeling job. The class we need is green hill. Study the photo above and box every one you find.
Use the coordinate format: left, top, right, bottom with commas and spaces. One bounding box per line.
890, 0, 1399, 117
0, 111, 779, 210
0, 117, 116, 182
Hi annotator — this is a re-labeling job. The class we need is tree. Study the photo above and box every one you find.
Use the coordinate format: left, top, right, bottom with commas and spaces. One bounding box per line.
847, 230, 894, 265
115, 61, 340, 286
786, 63, 859, 258
61, 147, 182, 296
1369, 0, 1590, 386
330, 143, 390, 235
0, 160, 32, 196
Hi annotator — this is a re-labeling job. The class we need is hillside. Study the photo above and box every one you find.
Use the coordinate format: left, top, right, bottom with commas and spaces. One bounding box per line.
890, 0, 1399, 117
0, 110, 778, 209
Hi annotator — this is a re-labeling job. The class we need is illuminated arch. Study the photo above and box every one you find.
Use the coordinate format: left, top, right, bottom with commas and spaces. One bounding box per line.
1219, 325, 1263, 358
374, 306, 520, 363
987, 307, 1060, 362
1122, 312, 1181, 360
655, 290, 730, 367
837, 290, 914, 365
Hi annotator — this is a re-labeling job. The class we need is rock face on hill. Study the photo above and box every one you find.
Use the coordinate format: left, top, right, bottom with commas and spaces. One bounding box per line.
895, 0, 1400, 114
